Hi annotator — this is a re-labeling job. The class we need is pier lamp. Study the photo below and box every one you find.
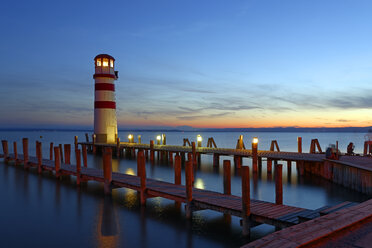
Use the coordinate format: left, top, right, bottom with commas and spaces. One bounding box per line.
197, 135, 202, 147
128, 134, 134, 143
156, 135, 161, 145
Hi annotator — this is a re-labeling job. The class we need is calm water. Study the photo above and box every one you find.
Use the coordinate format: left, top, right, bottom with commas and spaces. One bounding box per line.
0, 130, 370, 248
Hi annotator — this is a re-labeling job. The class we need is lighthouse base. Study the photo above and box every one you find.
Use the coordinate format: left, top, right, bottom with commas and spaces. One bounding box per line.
95, 133, 117, 144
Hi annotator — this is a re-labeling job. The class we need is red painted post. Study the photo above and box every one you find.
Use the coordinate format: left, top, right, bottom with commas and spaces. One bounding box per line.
138, 150, 147, 205
150, 140, 154, 162
223, 160, 231, 195
64, 144, 71, 164
103, 147, 112, 194
59, 144, 64, 163
234, 155, 242, 169
275, 164, 283, 204
74, 136, 78, 151
174, 154, 181, 185
1, 140, 9, 162
252, 139, 258, 173
241, 166, 251, 236
213, 153, 220, 167
22, 138, 29, 168
75, 149, 81, 185
49, 142, 53, 160
169, 152, 173, 164
364, 141, 368, 155
297, 137, 302, 153
191, 142, 197, 165
82, 144, 88, 167
13, 141, 17, 163
37, 141, 42, 174
267, 159, 272, 174
185, 160, 193, 219
54, 147, 61, 178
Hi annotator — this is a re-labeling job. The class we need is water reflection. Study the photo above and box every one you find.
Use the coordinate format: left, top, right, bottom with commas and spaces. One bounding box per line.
95, 196, 119, 248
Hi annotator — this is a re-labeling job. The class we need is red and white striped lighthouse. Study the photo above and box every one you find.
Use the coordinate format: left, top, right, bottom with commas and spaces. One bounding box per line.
93, 54, 118, 143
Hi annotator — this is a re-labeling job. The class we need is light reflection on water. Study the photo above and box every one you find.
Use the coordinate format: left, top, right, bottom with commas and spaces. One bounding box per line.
0, 130, 371, 247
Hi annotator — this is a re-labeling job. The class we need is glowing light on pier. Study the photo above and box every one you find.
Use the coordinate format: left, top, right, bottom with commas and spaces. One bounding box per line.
252, 137, 259, 144
195, 178, 205, 189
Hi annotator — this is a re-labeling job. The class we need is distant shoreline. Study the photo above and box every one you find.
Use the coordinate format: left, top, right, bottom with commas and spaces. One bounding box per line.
0, 127, 371, 133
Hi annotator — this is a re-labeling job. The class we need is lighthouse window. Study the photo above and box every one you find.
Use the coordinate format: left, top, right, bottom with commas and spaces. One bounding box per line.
110, 59, 114, 68
103, 58, 109, 67
96, 59, 102, 66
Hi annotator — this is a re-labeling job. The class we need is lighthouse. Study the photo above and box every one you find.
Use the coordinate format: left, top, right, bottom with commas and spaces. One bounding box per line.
93, 54, 118, 144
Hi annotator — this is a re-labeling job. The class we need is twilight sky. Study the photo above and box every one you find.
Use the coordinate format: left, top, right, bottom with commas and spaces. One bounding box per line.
1, 0, 372, 129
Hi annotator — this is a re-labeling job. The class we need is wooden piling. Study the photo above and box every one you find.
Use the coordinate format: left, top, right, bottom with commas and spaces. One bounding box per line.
150, 140, 154, 162
116, 138, 120, 157
192, 142, 197, 165
85, 133, 89, 142
13, 141, 17, 163
252, 141, 258, 173
92, 134, 96, 154
76, 149, 81, 185
185, 160, 193, 219
223, 160, 231, 195
59, 144, 63, 163
297, 137, 302, 153
103, 147, 112, 195
267, 159, 272, 174
241, 166, 251, 236
54, 147, 61, 178
174, 154, 181, 185
287, 160, 292, 174
234, 156, 242, 169
22, 138, 29, 168
74, 136, 78, 151
169, 152, 173, 164
49, 142, 53, 160
36, 141, 42, 174
213, 153, 220, 167
82, 144, 88, 167
275, 164, 283, 205
1, 140, 8, 162
64, 144, 71, 164
138, 150, 147, 205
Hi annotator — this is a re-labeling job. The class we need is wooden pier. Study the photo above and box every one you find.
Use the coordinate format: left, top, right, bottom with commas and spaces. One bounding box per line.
0, 138, 358, 237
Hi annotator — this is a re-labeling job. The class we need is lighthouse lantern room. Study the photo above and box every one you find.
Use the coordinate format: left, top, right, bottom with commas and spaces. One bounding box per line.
93, 54, 118, 144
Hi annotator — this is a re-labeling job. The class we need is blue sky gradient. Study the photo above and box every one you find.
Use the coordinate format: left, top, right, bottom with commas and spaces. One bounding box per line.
1, 0, 372, 128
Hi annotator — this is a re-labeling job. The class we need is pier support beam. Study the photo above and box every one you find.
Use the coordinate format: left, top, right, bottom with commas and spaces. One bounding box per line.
59, 144, 63, 163
1, 140, 9, 163
103, 147, 112, 195
275, 164, 283, 205
137, 150, 147, 205
13, 142, 17, 164
150, 140, 154, 163
223, 160, 231, 195
82, 144, 88, 167
241, 166, 251, 237
252, 140, 258, 173
76, 149, 81, 185
22, 138, 29, 168
49, 142, 53, 160
36, 141, 42, 174
64, 144, 71, 164
234, 156, 242, 169
192, 142, 197, 166
185, 160, 194, 219
54, 147, 61, 178
213, 154, 220, 167
297, 137, 302, 153
74, 136, 78, 151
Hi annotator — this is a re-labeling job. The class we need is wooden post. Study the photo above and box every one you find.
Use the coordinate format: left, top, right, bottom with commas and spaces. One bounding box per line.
223, 160, 231, 195
49, 142, 53, 160
287, 160, 292, 174
267, 159, 272, 174
1, 140, 8, 162
162, 134, 166, 145
241, 166, 251, 236
103, 147, 112, 195
92, 134, 96, 154
54, 147, 61, 178
213, 153, 220, 167
297, 137, 302, 153
364, 141, 368, 155
275, 164, 283, 205
169, 152, 173, 164
74, 136, 78, 151
36, 141, 42, 174
174, 154, 181, 185
13, 141, 17, 163
138, 150, 147, 205
76, 149, 81, 185
22, 138, 29, 168
150, 140, 154, 162
85, 133, 89, 142
59, 144, 64, 163
82, 144, 88, 167
192, 142, 197, 165
185, 160, 193, 219
64, 144, 71, 164
234, 156, 242, 169
138, 135, 141, 144
116, 138, 120, 157
252, 140, 258, 173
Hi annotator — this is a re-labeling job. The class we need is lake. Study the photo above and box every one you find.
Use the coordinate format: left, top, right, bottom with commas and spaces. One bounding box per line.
0, 130, 370, 247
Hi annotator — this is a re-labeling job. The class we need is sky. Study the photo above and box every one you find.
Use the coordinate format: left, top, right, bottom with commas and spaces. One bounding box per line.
1, 0, 372, 129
